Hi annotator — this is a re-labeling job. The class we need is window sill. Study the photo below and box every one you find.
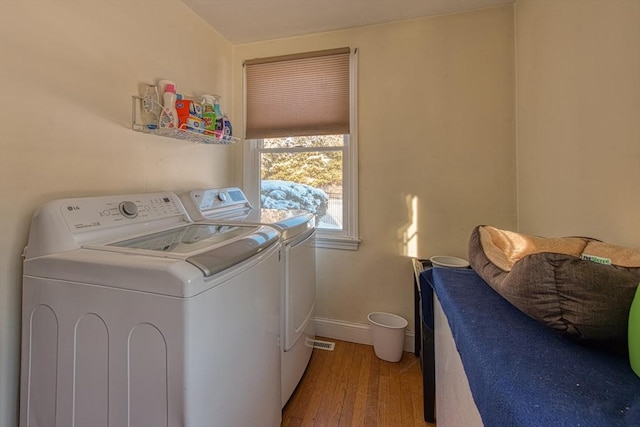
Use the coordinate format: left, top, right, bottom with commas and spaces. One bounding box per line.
315, 235, 361, 251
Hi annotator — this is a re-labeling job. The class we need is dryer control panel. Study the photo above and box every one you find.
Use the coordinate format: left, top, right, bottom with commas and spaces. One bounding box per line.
180, 187, 252, 221
196, 187, 248, 211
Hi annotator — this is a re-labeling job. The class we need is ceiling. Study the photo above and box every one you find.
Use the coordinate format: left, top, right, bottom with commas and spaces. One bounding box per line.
181, 0, 516, 44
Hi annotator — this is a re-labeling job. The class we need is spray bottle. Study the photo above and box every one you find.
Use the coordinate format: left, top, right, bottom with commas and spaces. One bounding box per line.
201, 95, 217, 136
213, 96, 224, 139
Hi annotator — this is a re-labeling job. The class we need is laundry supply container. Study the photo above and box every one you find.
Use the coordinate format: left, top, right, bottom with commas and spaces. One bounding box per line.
368, 312, 408, 362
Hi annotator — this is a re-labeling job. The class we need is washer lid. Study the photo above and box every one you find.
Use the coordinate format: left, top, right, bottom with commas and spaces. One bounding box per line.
106, 223, 250, 254
97, 223, 280, 277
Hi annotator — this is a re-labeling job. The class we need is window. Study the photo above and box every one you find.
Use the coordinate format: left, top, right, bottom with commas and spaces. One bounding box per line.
243, 48, 359, 250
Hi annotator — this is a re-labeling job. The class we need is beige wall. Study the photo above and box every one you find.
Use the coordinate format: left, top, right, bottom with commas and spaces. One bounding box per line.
515, 0, 640, 246
232, 7, 516, 326
0, 0, 234, 424
7, 1, 635, 423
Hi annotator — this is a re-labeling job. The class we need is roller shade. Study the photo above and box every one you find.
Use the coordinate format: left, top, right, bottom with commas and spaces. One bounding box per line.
245, 47, 351, 139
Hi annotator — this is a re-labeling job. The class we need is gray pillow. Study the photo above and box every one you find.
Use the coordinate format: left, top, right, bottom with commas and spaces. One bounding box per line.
468, 225, 640, 342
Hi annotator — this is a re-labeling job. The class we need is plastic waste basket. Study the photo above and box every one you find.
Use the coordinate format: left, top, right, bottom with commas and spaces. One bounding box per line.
368, 312, 408, 362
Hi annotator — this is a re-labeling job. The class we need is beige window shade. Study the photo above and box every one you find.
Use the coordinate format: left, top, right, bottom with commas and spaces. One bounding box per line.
245, 48, 351, 139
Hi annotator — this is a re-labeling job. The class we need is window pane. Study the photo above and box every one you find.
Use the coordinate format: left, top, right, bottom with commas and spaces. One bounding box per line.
262, 135, 344, 149
260, 150, 343, 230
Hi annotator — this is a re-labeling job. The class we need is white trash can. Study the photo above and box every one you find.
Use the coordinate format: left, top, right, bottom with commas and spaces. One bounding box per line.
367, 312, 408, 362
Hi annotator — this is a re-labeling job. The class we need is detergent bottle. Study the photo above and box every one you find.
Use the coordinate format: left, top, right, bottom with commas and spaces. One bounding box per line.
158, 83, 179, 129
222, 113, 233, 142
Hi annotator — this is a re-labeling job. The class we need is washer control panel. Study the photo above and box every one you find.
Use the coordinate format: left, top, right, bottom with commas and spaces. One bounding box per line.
61, 192, 185, 232
119, 201, 139, 218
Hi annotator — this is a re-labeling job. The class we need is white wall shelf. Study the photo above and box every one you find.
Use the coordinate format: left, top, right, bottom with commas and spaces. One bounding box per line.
131, 96, 239, 145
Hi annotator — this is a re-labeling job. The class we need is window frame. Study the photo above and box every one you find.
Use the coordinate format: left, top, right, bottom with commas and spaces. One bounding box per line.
243, 49, 360, 250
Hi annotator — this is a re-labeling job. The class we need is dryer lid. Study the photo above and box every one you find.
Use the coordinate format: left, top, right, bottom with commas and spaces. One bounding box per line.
242, 209, 315, 240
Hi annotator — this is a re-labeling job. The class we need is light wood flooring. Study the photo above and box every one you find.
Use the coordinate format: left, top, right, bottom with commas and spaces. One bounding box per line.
281, 338, 435, 426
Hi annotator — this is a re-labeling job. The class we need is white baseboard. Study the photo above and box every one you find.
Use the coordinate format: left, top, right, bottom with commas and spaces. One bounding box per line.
313, 317, 415, 353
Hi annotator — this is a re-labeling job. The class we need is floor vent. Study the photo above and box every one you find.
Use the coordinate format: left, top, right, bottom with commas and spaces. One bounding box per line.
310, 339, 335, 351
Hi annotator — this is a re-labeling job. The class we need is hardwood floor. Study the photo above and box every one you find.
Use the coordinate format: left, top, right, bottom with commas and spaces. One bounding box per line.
281, 338, 435, 427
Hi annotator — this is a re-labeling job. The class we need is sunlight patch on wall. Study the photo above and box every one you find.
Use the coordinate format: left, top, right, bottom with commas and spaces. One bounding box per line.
400, 194, 419, 258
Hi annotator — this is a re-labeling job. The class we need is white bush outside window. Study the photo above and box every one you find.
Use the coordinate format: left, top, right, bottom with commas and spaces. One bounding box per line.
243, 48, 359, 250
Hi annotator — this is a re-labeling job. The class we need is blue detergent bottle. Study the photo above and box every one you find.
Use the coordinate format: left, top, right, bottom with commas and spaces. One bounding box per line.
222, 113, 232, 142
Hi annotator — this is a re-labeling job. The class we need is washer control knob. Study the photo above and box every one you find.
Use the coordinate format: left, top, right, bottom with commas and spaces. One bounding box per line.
217, 193, 227, 202
119, 201, 138, 218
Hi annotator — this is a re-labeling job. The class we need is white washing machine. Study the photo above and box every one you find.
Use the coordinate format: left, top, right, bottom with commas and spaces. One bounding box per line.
20, 192, 282, 427
179, 187, 316, 407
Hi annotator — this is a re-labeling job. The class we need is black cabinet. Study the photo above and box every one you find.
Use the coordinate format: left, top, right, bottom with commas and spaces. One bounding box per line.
412, 259, 435, 424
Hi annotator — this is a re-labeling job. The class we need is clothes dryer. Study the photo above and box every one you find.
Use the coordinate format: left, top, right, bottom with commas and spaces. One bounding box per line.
20, 192, 282, 427
179, 187, 316, 406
